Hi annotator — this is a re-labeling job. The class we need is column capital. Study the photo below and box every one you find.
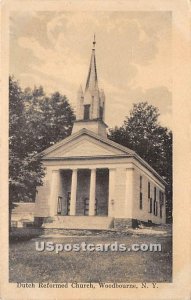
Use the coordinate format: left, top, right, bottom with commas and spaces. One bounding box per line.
126, 163, 134, 170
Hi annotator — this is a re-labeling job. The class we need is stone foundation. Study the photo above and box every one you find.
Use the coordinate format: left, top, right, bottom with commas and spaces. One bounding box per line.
114, 218, 139, 229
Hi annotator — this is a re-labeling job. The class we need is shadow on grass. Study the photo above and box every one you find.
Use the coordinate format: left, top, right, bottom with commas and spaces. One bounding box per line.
9, 228, 44, 243
9, 224, 172, 243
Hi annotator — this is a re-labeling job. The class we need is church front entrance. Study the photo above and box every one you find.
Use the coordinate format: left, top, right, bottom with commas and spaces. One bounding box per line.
57, 168, 109, 216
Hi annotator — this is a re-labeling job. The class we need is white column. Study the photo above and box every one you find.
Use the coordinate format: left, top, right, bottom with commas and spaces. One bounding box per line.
89, 168, 96, 216
49, 170, 60, 216
108, 168, 116, 217
70, 169, 78, 216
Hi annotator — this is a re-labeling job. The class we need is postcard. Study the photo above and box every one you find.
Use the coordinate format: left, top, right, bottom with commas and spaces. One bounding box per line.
0, 0, 191, 299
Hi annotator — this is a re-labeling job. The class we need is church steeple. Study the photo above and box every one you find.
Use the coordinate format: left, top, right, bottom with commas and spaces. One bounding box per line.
72, 36, 107, 138
85, 34, 98, 91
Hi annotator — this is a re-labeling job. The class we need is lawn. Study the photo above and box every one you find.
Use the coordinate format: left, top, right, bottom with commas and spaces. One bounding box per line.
9, 228, 172, 283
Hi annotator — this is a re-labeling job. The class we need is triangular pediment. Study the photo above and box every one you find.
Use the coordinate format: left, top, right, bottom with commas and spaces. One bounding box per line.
45, 136, 125, 158
42, 129, 134, 159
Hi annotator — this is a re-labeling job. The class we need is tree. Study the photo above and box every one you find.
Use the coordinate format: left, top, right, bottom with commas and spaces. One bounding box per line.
9, 76, 75, 228
9, 77, 45, 228
24, 88, 75, 152
108, 102, 172, 222
9, 77, 45, 200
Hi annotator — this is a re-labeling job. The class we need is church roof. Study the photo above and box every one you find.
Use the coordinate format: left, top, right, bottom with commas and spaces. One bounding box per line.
41, 128, 166, 185
42, 128, 135, 157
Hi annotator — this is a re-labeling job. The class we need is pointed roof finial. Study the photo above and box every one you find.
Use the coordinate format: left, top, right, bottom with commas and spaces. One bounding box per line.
93, 34, 96, 50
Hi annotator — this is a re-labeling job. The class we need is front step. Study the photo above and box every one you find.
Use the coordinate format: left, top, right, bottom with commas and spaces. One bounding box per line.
42, 216, 114, 230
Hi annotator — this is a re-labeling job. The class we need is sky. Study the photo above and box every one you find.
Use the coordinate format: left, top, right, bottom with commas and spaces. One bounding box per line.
10, 11, 172, 129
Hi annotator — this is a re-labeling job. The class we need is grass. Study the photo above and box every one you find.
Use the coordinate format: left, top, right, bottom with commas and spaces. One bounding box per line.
9, 228, 172, 283
10, 228, 44, 242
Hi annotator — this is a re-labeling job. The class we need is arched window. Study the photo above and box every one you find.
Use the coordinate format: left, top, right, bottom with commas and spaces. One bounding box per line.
84, 105, 90, 120
99, 106, 104, 120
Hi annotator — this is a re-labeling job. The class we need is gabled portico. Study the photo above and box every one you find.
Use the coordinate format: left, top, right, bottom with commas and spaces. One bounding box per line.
34, 127, 135, 221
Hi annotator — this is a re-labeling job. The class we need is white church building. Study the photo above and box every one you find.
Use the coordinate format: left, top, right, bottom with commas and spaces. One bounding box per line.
33, 38, 166, 229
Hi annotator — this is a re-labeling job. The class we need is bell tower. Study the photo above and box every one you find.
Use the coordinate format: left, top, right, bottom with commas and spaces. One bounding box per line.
72, 36, 107, 138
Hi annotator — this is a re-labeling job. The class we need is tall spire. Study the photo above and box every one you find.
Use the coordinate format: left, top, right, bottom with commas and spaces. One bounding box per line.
72, 36, 107, 138
85, 34, 98, 91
